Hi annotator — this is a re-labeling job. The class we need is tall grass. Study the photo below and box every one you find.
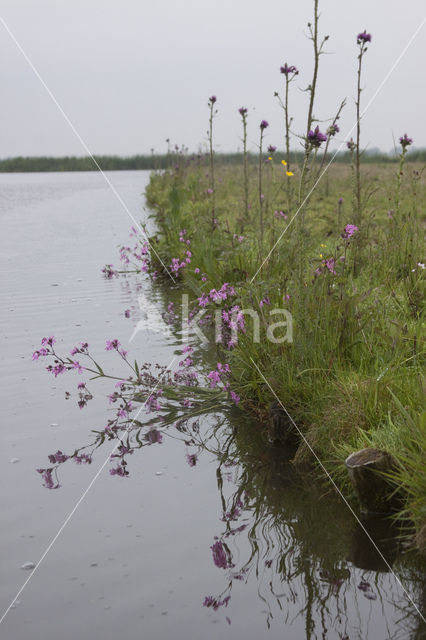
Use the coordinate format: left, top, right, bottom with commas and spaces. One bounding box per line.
144, 1, 425, 549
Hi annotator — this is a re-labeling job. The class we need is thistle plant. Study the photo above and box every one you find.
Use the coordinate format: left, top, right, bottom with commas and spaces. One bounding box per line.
208, 95, 218, 229
298, 0, 330, 204
275, 63, 299, 209
392, 133, 416, 274
258, 119, 269, 262
395, 133, 413, 218
239, 107, 249, 224
293, 0, 331, 315
354, 30, 371, 227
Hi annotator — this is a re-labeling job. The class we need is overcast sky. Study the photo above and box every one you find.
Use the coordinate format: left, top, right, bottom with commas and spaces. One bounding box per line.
1, 0, 425, 157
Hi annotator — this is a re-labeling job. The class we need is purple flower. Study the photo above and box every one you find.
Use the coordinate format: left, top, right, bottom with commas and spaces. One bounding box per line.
230, 390, 240, 406
280, 63, 299, 75
179, 357, 193, 368
211, 541, 233, 569
307, 126, 327, 148
259, 297, 270, 308
41, 336, 56, 346
145, 429, 163, 445
48, 450, 68, 464
124, 309, 131, 318
260, 120, 269, 130
105, 339, 120, 351
182, 345, 193, 355
325, 258, 336, 275
399, 133, 413, 149
46, 364, 66, 377
37, 468, 59, 489
32, 348, 49, 360
327, 123, 340, 136
102, 264, 118, 279
198, 293, 209, 308
217, 362, 230, 374
267, 145, 277, 153
207, 370, 221, 388
238, 106, 247, 116
74, 453, 91, 464
274, 210, 288, 220
342, 223, 359, 239
110, 465, 128, 477
186, 453, 197, 467
357, 30, 372, 44
203, 595, 231, 610
346, 138, 356, 151
357, 580, 377, 600
209, 95, 217, 104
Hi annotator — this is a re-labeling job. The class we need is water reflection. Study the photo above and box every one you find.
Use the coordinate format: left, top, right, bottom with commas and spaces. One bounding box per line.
37, 384, 425, 638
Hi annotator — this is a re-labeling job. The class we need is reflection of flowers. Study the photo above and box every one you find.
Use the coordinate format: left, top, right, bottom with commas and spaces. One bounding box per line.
211, 540, 234, 569
186, 453, 197, 467
203, 595, 230, 610
357, 580, 377, 600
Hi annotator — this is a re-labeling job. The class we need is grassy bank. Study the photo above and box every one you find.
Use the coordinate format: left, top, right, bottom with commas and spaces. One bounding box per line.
144, 156, 425, 549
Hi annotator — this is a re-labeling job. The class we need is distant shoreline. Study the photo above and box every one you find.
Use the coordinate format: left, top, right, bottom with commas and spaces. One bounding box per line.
1, 150, 425, 173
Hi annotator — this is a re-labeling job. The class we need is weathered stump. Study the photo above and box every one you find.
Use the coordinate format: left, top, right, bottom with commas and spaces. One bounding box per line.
345, 448, 402, 515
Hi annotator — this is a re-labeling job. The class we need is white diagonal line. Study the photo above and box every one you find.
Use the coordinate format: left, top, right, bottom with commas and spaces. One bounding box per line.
0, 15, 176, 285
0, 355, 178, 626
251, 17, 426, 283
249, 356, 425, 623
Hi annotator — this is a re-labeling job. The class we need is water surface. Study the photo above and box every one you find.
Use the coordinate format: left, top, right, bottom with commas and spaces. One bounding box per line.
0, 171, 424, 639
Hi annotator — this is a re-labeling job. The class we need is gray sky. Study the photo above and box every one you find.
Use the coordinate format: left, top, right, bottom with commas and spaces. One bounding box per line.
1, 0, 425, 157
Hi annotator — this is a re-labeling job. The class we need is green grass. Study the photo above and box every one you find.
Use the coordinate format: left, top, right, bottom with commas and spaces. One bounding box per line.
145, 157, 425, 550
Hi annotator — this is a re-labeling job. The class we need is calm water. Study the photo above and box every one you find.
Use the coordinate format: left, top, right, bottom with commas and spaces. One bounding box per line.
0, 171, 424, 639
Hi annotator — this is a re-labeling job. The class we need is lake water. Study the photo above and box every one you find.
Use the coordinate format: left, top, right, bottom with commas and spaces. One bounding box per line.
0, 170, 424, 639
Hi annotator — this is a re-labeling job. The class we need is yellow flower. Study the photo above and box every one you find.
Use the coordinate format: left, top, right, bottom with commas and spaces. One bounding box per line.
268, 157, 272, 161
321, 243, 326, 248
319, 254, 323, 259
281, 160, 287, 166
286, 171, 294, 176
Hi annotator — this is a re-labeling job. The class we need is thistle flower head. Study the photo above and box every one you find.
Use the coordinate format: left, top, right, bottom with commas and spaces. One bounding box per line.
399, 133, 413, 149
238, 106, 247, 116
208, 95, 217, 104
327, 123, 340, 137
280, 63, 299, 76
267, 145, 277, 153
307, 126, 327, 148
357, 30, 371, 44
260, 120, 269, 130
346, 138, 356, 151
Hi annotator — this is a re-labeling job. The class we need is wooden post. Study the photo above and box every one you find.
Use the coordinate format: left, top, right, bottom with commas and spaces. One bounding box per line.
345, 448, 403, 515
